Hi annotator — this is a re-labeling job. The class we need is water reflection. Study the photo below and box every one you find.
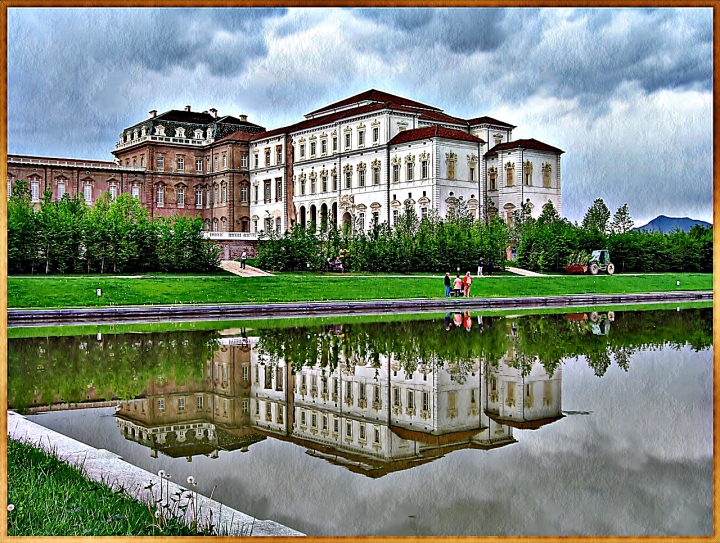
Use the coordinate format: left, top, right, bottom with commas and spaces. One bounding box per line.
10, 307, 710, 479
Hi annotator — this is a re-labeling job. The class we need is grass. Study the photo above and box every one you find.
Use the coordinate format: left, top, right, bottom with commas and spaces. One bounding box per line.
7, 438, 204, 536
7, 272, 712, 309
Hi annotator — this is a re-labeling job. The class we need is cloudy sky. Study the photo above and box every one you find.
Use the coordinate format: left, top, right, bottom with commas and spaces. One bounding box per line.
7, 8, 712, 225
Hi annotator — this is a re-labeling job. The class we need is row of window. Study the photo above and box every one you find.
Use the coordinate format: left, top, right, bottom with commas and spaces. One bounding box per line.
9, 180, 142, 204
121, 152, 252, 173
488, 163, 553, 190
254, 146, 284, 169
296, 126, 381, 162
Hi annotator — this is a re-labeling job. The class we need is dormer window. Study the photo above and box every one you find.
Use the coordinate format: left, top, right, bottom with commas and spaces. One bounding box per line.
206, 127, 213, 139
194, 129, 203, 139
141, 126, 147, 137
176, 127, 186, 138
155, 125, 165, 136
133, 129, 138, 140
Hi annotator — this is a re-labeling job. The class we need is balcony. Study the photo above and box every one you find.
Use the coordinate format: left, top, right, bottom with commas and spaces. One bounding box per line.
203, 232, 258, 241
115, 134, 211, 151
9, 155, 145, 172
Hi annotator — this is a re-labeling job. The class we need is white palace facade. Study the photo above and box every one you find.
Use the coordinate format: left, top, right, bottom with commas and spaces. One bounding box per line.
8, 89, 564, 241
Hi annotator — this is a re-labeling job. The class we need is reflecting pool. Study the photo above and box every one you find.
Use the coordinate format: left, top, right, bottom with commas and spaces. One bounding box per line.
8, 307, 713, 536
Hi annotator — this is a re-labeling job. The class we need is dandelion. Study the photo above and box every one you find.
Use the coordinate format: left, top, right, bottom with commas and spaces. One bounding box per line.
7, 504, 15, 512
187, 476, 195, 485
158, 470, 166, 478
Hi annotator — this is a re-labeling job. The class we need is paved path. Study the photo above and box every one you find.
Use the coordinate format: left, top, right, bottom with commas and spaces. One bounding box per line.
506, 266, 547, 277
219, 260, 275, 277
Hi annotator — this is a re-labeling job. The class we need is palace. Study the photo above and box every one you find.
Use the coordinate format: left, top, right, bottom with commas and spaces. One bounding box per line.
8, 89, 563, 250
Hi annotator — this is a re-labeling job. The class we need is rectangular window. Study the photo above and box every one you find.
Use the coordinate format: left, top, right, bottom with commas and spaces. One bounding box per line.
332, 137, 338, 152
265, 217, 272, 231
196, 158, 203, 172
140, 156, 145, 168
321, 175, 328, 192
311, 413, 317, 428
393, 209, 399, 224
311, 178, 316, 194
214, 156, 218, 171
373, 127, 379, 143
358, 131, 365, 147
223, 154, 227, 169
241, 186, 248, 203
333, 418, 339, 433
195, 189, 202, 208
214, 186, 219, 205
177, 188, 185, 208
407, 390, 414, 409
254, 154, 259, 168
266, 403, 272, 421
345, 171, 352, 189
223, 399, 228, 414
359, 169, 365, 187
407, 163, 414, 181
277, 406, 284, 424
422, 391, 429, 411
345, 133, 351, 149
421, 207, 428, 221
373, 386, 380, 403
393, 164, 400, 183
276, 147, 283, 164
264, 181, 271, 203
373, 168, 380, 185
265, 150, 271, 166
221, 184, 227, 204
489, 174, 497, 191
254, 185, 259, 203
358, 212, 365, 232
359, 424, 366, 441
157, 156, 164, 171
157, 186, 164, 207
422, 161, 428, 179
310, 142, 316, 156
301, 411, 306, 425
374, 427, 380, 443
393, 388, 400, 407
323, 415, 328, 430
57, 182, 65, 200
346, 421, 353, 437
242, 154, 248, 168
178, 397, 185, 411
107, 185, 116, 201
158, 398, 165, 412
83, 184, 92, 204
321, 140, 327, 154
177, 157, 185, 171
242, 399, 249, 413
332, 174, 338, 191
276, 179, 282, 201
300, 144, 305, 158
6, 180, 10, 199
470, 166, 475, 181
242, 365, 249, 381
448, 161, 455, 180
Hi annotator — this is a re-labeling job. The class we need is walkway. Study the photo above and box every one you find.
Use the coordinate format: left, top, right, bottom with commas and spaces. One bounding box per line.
506, 266, 547, 277
219, 260, 275, 277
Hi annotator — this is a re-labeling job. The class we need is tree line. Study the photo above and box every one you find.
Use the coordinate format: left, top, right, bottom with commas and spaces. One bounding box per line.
258, 197, 712, 273
7, 180, 221, 274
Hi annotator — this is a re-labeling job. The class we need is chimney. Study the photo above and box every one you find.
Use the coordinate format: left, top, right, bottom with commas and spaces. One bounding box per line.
209, 108, 218, 118
185, 105, 191, 112
239, 114, 248, 122
149, 109, 157, 118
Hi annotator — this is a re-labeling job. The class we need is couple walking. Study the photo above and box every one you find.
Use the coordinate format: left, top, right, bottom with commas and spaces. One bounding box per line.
444, 271, 473, 298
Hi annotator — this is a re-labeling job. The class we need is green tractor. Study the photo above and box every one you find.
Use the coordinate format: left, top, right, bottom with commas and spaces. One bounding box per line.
565, 250, 615, 275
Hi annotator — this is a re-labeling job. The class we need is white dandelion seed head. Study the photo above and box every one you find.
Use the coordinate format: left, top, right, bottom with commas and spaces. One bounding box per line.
7, 504, 15, 512
158, 470, 166, 478
187, 476, 195, 484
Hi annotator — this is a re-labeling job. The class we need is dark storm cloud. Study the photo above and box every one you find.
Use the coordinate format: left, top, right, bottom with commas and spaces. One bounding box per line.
354, 8, 509, 53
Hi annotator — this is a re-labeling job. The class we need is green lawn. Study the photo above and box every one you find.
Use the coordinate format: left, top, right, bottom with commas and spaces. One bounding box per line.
7, 438, 208, 536
7, 272, 712, 309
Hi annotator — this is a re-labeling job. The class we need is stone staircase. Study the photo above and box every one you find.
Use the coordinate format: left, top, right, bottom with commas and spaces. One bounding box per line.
220, 260, 275, 277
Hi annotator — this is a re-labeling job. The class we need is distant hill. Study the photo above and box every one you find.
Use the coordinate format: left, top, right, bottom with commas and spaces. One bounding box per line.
633, 215, 712, 233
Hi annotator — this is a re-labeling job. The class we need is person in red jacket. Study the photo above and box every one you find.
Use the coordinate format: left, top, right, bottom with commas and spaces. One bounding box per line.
463, 272, 474, 297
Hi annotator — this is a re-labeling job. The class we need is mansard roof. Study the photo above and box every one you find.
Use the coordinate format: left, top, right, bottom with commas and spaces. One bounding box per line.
389, 125, 485, 146
305, 88, 443, 118
485, 138, 565, 156
467, 116, 516, 129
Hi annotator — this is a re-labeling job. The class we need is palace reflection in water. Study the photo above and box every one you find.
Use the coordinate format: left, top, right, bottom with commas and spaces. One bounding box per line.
114, 322, 563, 477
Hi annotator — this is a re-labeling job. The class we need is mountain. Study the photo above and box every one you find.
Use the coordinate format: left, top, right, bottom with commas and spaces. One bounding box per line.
633, 215, 712, 233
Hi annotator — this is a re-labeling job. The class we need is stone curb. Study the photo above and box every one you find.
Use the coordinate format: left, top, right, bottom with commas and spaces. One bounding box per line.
7, 411, 304, 537
7, 291, 712, 326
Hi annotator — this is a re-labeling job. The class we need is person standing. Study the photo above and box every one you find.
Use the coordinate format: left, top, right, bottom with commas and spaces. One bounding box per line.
463, 272, 473, 297
453, 274, 464, 297
444, 272, 451, 297
487, 258, 493, 276
477, 256, 483, 277
240, 250, 248, 269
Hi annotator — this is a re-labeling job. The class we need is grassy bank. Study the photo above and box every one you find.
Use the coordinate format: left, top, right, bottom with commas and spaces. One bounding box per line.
7, 438, 203, 536
7, 272, 711, 309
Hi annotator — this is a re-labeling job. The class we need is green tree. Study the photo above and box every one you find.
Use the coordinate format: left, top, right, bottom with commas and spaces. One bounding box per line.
610, 203, 634, 234
7, 180, 39, 274
582, 198, 611, 234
